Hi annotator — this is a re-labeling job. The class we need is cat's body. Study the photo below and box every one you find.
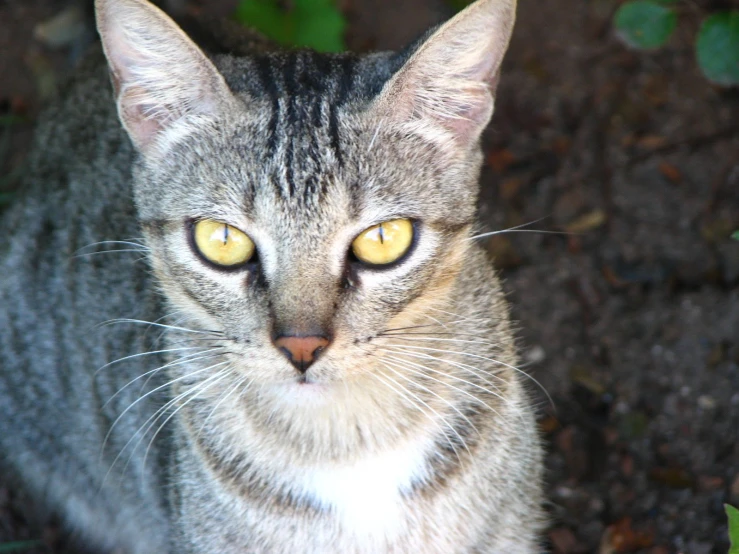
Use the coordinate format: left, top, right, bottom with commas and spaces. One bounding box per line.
0, 0, 544, 552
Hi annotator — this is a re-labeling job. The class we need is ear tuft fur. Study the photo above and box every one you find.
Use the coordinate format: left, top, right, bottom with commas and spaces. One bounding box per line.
95, 0, 235, 156
371, 0, 516, 152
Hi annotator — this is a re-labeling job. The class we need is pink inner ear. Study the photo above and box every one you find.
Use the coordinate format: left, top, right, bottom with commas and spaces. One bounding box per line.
120, 91, 164, 149
417, 40, 501, 144
371, 0, 515, 151
392, 66, 496, 150
97, 0, 234, 156
101, 27, 171, 150
444, 85, 494, 139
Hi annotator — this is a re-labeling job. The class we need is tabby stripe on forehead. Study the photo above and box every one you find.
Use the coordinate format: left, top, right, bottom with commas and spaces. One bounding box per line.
252, 52, 359, 200
328, 56, 355, 167
253, 56, 280, 156
283, 52, 304, 198
312, 55, 333, 128
282, 53, 301, 128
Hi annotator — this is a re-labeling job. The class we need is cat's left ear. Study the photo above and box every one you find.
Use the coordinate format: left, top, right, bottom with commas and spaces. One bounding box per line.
370, 0, 516, 153
95, 0, 238, 157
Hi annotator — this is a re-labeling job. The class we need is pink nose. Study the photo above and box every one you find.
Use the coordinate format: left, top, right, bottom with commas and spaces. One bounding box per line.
273, 335, 330, 373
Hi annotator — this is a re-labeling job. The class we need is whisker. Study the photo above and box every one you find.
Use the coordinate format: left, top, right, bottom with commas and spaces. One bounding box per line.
379, 330, 498, 341
141, 365, 234, 471
467, 216, 552, 241
138, 350, 237, 394
381, 322, 450, 333
380, 342, 553, 408
422, 310, 498, 329
367, 119, 383, 152
164, 337, 233, 348
103, 361, 231, 486
381, 318, 487, 334
470, 229, 572, 240
381, 351, 507, 410
380, 358, 484, 438
368, 370, 463, 465
98, 318, 224, 336
419, 311, 446, 324
95, 346, 208, 375
379, 335, 497, 347
75, 239, 149, 253
102, 349, 226, 409
379, 346, 506, 388
73, 249, 150, 259
102, 360, 230, 457
196, 374, 250, 439
378, 364, 471, 460
152, 312, 192, 344
380, 349, 539, 431
85, 238, 147, 245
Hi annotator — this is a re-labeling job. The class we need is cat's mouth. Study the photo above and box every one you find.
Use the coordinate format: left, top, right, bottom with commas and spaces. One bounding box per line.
293, 373, 328, 388
273, 374, 332, 406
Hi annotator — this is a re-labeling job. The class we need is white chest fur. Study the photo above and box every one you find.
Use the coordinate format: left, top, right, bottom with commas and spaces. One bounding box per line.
293, 440, 431, 540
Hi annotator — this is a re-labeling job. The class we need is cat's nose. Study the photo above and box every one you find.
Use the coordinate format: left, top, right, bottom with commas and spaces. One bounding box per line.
273, 335, 330, 373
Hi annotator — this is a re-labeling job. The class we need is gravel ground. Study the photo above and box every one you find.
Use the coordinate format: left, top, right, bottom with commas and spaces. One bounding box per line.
1, 0, 738, 552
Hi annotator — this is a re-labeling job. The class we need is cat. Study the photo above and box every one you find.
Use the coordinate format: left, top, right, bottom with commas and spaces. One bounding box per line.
0, 0, 545, 551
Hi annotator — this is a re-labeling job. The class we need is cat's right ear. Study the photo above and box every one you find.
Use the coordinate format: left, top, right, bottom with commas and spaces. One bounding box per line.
95, 0, 237, 157
368, 0, 516, 156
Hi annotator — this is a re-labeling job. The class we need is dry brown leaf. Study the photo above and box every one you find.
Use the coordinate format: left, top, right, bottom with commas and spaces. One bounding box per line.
487, 148, 516, 173
539, 415, 561, 434
564, 209, 606, 234
499, 177, 524, 201
658, 162, 681, 183
601, 518, 654, 553
635, 135, 667, 149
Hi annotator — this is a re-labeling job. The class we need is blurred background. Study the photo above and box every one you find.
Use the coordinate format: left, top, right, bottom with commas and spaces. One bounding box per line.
1, 0, 738, 552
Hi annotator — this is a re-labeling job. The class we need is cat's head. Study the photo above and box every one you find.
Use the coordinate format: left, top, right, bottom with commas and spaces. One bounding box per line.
95, 0, 515, 398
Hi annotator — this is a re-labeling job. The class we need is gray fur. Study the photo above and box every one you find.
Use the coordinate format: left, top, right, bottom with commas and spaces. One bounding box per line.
0, 0, 544, 551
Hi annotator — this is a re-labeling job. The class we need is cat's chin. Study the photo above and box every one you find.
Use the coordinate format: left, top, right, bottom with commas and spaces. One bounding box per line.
273, 377, 332, 406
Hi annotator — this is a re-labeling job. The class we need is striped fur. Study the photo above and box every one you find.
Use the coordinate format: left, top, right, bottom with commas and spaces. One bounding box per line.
0, 0, 544, 552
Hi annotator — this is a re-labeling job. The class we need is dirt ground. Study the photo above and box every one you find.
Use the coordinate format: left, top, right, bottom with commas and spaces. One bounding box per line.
1, 0, 738, 553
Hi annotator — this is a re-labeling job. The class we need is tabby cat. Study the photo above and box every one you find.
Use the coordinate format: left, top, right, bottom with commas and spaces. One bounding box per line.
0, 0, 544, 551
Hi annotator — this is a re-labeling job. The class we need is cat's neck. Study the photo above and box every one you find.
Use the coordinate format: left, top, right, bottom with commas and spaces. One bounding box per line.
178, 371, 435, 463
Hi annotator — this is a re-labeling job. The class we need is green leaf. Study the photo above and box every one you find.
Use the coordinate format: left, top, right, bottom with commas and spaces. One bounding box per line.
727, 505, 739, 554
696, 12, 739, 87
234, 0, 345, 52
292, 8, 345, 52
614, 1, 677, 50
234, 0, 291, 45
0, 192, 14, 206
0, 541, 43, 553
295, 0, 338, 9
731, 230, 739, 241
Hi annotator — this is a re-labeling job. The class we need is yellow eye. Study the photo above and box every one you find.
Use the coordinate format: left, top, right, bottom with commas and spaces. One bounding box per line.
192, 219, 255, 267
351, 219, 414, 266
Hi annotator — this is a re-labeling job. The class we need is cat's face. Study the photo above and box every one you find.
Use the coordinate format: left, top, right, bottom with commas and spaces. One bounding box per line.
133, 67, 478, 389
96, 0, 515, 398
